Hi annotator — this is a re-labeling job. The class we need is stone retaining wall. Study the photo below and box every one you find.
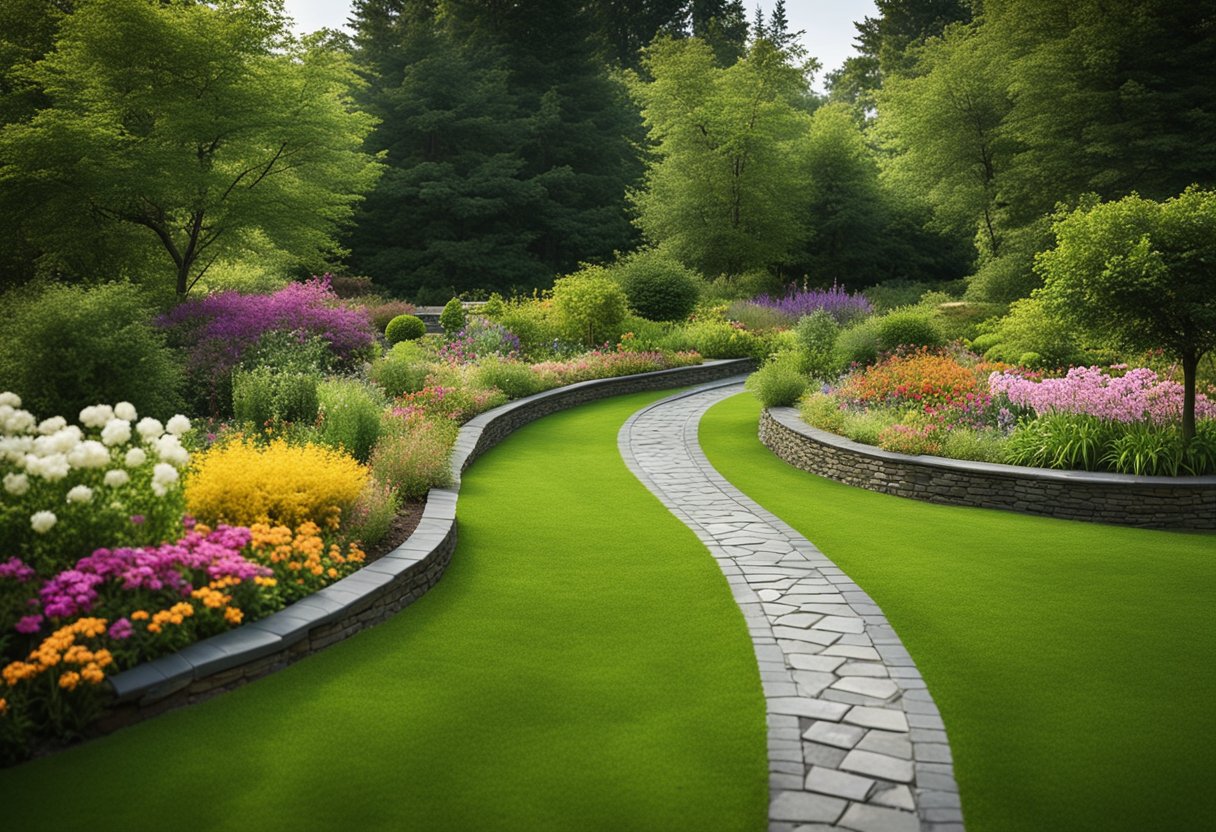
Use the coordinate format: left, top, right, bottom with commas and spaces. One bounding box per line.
97, 359, 755, 735
760, 406, 1216, 530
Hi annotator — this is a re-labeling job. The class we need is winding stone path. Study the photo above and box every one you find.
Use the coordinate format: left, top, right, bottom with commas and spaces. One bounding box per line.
619, 380, 964, 832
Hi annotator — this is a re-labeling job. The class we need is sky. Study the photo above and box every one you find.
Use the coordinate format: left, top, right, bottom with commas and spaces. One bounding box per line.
282, 0, 877, 89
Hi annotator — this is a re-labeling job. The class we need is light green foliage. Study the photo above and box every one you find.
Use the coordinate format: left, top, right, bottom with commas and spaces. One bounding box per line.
473, 358, 542, 400
616, 315, 671, 353
876, 309, 943, 352
834, 318, 881, 368
938, 428, 1007, 464
724, 301, 792, 333
611, 249, 702, 322
745, 357, 808, 408
551, 268, 629, 347
864, 278, 940, 312
370, 416, 458, 500
494, 295, 562, 358
231, 367, 320, 428
342, 477, 402, 549
369, 341, 432, 398
439, 298, 467, 333
480, 293, 505, 319
667, 320, 763, 359
316, 378, 384, 463
800, 391, 847, 434
1036, 187, 1216, 438
0, 0, 381, 297
795, 311, 841, 382
1004, 414, 1118, 471
629, 37, 812, 275
972, 297, 1084, 369
0, 282, 184, 419
385, 314, 427, 344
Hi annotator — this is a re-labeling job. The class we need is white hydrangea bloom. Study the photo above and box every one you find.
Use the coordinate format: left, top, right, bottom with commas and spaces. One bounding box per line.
5, 410, 35, 434
165, 414, 192, 436
151, 482, 167, 498
136, 417, 165, 441
0, 392, 21, 408
79, 404, 115, 429
154, 434, 190, 467
0, 436, 33, 464
100, 418, 132, 447
124, 447, 148, 468
37, 416, 67, 435
40, 426, 83, 456
30, 510, 57, 533
152, 462, 179, 487
66, 484, 94, 503
3, 472, 29, 495
114, 401, 138, 421
104, 469, 130, 488
31, 453, 70, 481
67, 440, 110, 469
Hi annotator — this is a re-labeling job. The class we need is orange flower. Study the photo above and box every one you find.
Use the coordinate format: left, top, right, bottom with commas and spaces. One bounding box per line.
223, 607, 243, 625
131, 610, 149, 621
58, 671, 81, 691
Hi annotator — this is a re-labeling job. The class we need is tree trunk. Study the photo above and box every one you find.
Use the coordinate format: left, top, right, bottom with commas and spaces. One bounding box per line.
175, 261, 191, 299
1181, 350, 1198, 444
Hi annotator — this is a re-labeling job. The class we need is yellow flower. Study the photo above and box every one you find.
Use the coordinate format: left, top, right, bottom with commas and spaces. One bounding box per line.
131, 610, 149, 621
59, 671, 80, 691
80, 664, 105, 684
224, 607, 243, 625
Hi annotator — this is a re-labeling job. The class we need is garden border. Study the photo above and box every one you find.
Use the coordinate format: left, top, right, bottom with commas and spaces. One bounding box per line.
759, 406, 1216, 530
97, 358, 757, 733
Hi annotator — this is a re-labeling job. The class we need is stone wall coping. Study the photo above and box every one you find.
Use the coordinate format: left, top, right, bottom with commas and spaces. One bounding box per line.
106, 358, 756, 708
768, 406, 1216, 487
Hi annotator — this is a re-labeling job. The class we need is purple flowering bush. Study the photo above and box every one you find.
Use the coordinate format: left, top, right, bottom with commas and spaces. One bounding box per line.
750, 282, 874, 325
159, 276, 377, 414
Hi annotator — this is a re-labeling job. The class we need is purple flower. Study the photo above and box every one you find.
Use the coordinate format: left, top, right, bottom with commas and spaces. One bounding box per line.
108, 618, 134, 640
15, 614, 43, 634
750, 282, 873, 325
0, 557, 35, 583
130, 514, 145, 526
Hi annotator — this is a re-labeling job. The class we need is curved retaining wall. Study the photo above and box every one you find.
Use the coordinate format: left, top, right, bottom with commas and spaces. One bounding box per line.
760, 406, 1216, 530
98, 359, 756, 732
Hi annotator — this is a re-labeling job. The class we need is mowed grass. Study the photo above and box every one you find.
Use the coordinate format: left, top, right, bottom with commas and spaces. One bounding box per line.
700, 393, 1216, 832
0, 391, 767, 832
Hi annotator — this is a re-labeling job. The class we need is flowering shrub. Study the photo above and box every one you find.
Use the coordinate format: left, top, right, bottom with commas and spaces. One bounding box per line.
158, 276, 376, 413
391, 385, 507, 423
989, 366, 1216, 425
186, 438, 368, 528
751, 282, 873, 325
371, 415, 458, 500
0, 394, 191, 572
837, 349, 1002, 418
531, 350, 700, 387
438, 316, 521, 363
246, 521, 365, 603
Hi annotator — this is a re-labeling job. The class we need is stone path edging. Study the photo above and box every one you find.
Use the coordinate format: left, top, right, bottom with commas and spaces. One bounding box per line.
620, 381, 964, 832
102, 360, 755, 721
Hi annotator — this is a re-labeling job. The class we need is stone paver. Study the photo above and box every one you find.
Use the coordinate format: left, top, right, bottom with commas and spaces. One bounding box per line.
619, 380, 963, 832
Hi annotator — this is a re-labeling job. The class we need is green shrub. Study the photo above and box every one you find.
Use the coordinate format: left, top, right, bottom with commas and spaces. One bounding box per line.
371, 416, 459, 500
613, 250, 702, 322
496, 295, 562, 357
938, 428, 1007, 464
481, 293, 505, 319
876, 309, 943, 352
0, 282, 184, 419
363, 299, 417, 333
795, 311, 841, 381
385, 314, 427, 344
725, 301, 794, 333
369, 342, 432, 398
342, 477, 402, 548
439, 298, 467, 333
473, 357, 541, 400
232, 366, 321, 427
746, 360, 808, 407
834, 318, 881, 367
973, 297, 1085, 369
316, 378, 384, 463
1004, 414, 1118, 471
800, 392, 847, 434
617, 315, 672, 352
668, 320, 763, 359
839, 408, 900, 446
552, 268, 629, 346
243, 330, 334, 375
863, 278, 939, 312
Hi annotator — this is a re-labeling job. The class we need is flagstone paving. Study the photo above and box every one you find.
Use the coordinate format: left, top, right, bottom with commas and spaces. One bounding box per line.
619, 380, 964, 832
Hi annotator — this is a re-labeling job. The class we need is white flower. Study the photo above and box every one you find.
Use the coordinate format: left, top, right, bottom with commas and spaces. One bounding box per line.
114, 401, 138, 421
0, 436, 33, 464
79, 405, 115, 429
0, 392, 20, 408
100, 418, 132, 447
66, 484, 94, 504
67, 440, 110, 469
4, 410, 35, 434
3, 472, 29, 495
151, 482, 167, 497
124, 447, 147, 467
136, 417, 164, 441
104, 469, 130, 488
30, 510, 56, 533
37, 416, 67, 435
152, 462, 179, 487
30, 453, 70, 481
154, 434, 190, 467
37, 426, 83, 456
166, 414, 192, 436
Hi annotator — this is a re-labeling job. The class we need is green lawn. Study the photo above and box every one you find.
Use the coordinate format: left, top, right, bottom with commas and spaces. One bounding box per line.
700, 392, 1216, 832
0, 391, 767, 832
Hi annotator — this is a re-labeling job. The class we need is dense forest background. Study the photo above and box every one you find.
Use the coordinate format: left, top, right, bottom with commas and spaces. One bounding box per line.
1, 0, 1213, 305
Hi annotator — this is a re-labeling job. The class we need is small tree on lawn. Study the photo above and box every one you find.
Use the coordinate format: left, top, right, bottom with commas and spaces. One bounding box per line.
1035, 187, 1216, 442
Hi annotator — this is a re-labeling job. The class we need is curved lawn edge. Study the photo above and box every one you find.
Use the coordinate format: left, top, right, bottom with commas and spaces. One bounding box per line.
100, 359, 757, 731
761, 406, 1216, 529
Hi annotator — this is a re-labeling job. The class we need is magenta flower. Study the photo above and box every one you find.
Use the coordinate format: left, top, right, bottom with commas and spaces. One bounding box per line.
108, 618, 134, 640
15, 614, 43, 634
0, 557, 35, 583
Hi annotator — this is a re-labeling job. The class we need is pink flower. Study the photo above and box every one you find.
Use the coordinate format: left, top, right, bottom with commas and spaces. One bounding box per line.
15, 614, 43, 634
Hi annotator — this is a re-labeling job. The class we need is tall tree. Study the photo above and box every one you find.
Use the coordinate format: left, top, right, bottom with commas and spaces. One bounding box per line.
0, 0, 380, 298
629, 36, 812, 276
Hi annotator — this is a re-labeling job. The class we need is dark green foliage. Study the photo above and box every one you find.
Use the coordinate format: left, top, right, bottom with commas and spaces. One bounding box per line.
0, 282, 184, 419
439, 298, 467, 333
834, 319, 881, 368
232, 367, 320, 428
876, 309, 943, 351
795, 311, 841, 381
385, 314, 427, 343
614, 249, 702, 322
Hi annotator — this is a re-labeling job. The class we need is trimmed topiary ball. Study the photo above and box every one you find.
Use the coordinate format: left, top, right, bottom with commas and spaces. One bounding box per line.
614, 250, 702, 322
385, 314, 427, 344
